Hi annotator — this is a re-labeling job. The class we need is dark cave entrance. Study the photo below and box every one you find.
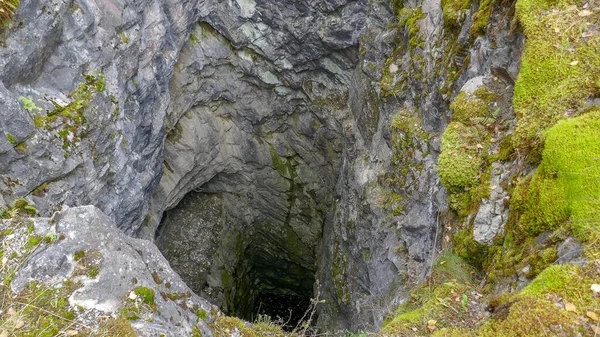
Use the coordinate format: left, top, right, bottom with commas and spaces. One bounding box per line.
253, 293, 312, 330
155, 191, 317, 330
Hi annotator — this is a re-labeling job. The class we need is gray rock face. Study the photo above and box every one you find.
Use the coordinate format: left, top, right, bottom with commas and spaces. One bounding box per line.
473, 160, 510, 244
556, 237, 585, 265
0, 0, 211, 234
142, 0, 365, 322
9, 206, 216, 337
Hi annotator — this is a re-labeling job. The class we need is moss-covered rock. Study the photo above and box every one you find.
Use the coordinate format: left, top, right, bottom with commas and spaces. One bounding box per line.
442, 0, 471, 30
512, 0, 600, 152
450, 91, 490, 124
380, 252, 479, 336
512, 110, 600, 238
438, 122, 483, 190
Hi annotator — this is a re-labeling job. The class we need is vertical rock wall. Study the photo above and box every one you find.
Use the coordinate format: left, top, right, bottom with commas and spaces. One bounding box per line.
0, 0, 527, 333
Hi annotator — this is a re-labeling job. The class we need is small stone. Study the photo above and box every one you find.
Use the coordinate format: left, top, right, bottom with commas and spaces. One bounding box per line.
591, 284, 600, 294
389, 64, 399, 74
129, 291, 138, 300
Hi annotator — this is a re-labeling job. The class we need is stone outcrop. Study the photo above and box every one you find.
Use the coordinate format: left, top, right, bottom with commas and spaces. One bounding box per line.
3, 206, 216, 336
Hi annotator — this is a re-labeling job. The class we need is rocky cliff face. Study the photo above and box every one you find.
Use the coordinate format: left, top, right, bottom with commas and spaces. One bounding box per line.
2, 0, 599, 335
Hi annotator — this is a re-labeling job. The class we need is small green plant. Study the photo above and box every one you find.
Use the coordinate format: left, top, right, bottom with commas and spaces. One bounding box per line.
120, 32, 129, 44
44, 231, 57, 244
134, 286, 155, 305
73, 250, 85, 261
88, 265, 100, 278
26, 235, 42, 247
18, 96, 42, 112
6, 133, 15, 144
0, 0, 19, 28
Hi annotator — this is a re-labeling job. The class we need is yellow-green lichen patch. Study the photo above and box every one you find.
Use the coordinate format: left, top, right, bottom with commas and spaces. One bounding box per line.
512, 0, 600, 152
18, 96, 42, 112
511, 110, 600, 240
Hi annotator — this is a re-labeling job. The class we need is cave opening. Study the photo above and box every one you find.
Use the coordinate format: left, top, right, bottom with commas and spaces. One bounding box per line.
154, 191, 318, 331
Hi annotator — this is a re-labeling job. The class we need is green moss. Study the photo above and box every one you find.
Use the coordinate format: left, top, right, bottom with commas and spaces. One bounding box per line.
392, 0, 404, 15
190, 33, 200, 45
166, 122, 183, 143
73, 250, 85, 261
0, 280, 81, 336
87, 265, 100, 277
134, 286, 155, 305
488, 134, 515, 163
384, 107, 429, 195
512, 111, 600, 237
438, 122, 483, 190
526, 247, 557, 277
453, 227, 489, 268
442, 0, 471, 30
469, 0, 494, 39
6, 133, 16, 144
32, 182, 49, 197
381, 252, 475, 335
97, 317, 137, 336
331, 243, 352, 305
14, 141, 27, 154
450, 91, 489, 124
398, 7, 425, 51
26, 234, 43, 248
479, 297, 574, 336
34, 71, 106, 151
512, 0, 600, 152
